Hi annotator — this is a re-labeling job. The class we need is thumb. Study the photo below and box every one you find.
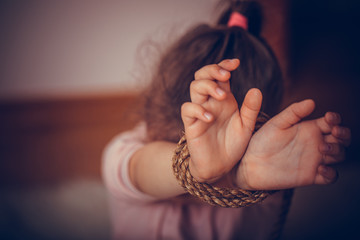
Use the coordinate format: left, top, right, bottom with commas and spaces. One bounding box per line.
240, 88, 262, 131
270, 99, 315, 129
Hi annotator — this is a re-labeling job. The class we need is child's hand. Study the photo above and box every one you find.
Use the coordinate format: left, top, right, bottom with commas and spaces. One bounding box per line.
181, 59, 261, 183
236, 100, 351, 190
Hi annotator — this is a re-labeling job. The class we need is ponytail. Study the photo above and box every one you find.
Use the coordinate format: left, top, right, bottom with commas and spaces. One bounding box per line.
217, 0, 262, 37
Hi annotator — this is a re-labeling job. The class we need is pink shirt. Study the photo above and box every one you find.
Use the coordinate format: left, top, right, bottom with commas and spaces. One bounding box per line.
102, 123, 287, 240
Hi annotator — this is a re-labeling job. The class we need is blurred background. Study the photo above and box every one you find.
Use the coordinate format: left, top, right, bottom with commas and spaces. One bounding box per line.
0, 0, 359, 239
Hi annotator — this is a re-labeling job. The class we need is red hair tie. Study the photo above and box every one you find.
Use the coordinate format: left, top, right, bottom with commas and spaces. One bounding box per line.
227, 12, 248, 30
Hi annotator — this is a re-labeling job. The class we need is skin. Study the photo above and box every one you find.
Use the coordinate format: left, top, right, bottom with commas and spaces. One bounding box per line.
129, 59, 351, 199
237, 102, 348, 190
182, 58, 351, 189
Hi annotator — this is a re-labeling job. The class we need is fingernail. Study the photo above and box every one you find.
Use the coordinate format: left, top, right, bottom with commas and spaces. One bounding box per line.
320, 166, 338, 183
320, 166, 331, 178
329, 112, 340, 123
332, 113, 338, 122
335, 113, 341, 122
219, 69, 228, 76
204, 112, 213, 121
337, 127, 345, 137
216, 87, 225, 96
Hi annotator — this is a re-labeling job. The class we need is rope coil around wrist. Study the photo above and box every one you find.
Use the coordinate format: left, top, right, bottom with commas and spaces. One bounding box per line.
172, 113, 275, 208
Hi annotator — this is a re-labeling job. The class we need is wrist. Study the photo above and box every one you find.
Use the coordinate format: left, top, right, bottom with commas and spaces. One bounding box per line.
235, 161, 254, 190
172, 134, 273, 207
212, 168, 237, 188
188, 160, 222, 184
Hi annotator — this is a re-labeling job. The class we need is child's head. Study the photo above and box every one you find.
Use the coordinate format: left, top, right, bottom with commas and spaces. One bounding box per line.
143, 0, 283, 142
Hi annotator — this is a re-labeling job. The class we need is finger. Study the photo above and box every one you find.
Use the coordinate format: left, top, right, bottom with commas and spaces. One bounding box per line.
324, 129, 352, 148
314, 165, 338, 185
194, 64, 231, 82
315, 118, 332, 134
181, 102, 213, 128
217, 58, 240, 71
194, 59, 240, 80
270, 99, 315, 129
315, 112, 341, 134
217, 59, 241, 92
325, 112, 342, 125
319, 143, 345, 164
332, 126, 352, 146
190, 79, 226, 104
239, 88, 263, 132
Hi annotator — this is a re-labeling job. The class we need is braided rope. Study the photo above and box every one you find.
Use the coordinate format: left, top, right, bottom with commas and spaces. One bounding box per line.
172, 113, 275, 208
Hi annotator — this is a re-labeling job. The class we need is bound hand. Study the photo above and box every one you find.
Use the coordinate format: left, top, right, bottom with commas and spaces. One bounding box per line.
236, 100, 351, 190
181, 59, 262, 183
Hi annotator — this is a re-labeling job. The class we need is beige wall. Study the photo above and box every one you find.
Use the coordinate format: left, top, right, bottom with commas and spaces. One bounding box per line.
0, 0, 217, 99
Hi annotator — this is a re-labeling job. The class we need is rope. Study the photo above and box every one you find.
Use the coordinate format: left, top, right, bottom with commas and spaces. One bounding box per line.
172, 112, 276, 208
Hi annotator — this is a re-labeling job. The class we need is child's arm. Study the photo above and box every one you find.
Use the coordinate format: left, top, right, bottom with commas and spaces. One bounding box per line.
129, 59, 350, 199
129, 141, 186, 199
128, 59, 257, 198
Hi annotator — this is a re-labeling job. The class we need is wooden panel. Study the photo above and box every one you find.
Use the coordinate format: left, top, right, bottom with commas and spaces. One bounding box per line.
0, 94, 142, 187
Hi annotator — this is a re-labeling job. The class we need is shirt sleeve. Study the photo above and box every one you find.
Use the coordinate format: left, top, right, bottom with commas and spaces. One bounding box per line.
102, 122, 156, 202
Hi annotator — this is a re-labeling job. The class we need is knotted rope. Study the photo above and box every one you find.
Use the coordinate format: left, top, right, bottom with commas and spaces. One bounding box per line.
172, 113, 276, 208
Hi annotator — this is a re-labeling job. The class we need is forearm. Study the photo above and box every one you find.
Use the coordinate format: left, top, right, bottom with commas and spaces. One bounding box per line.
129, 141, 186, 199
